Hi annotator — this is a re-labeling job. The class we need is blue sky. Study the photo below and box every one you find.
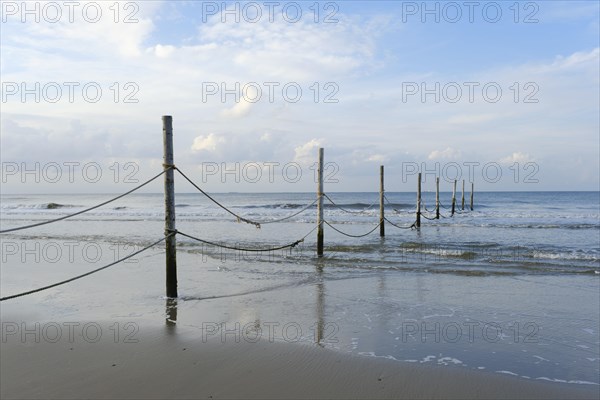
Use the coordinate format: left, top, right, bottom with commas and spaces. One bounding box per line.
1, 0, 598, 193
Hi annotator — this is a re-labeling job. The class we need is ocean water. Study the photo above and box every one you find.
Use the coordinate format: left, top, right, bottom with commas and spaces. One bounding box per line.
2, 191, 598, 276
1, 191, 599, 385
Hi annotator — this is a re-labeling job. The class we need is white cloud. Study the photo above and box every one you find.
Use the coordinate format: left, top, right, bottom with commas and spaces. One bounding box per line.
3, 2, 158, 59
1, 2, 598, 191
367, 154, 388, 162
293, 139, 322, 165
428, 148, 462, 160
194, 10, 381, 82
500, 152, 535, 164
447, 114, 499, 125
532, 47, 600, 73
191, 133, 225, 153
151, 44, 176, 58
220, 98, 253, 118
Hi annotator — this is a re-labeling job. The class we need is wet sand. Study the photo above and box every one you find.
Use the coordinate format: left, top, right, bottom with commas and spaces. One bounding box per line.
1, 325, 598, 400
1, 249, 599, 399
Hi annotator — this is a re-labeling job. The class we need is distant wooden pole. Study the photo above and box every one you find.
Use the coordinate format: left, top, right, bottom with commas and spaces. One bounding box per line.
416, 172, 421, 228
379, 165, 385, 237
435, 177, 440, 219
461, 180, 465, 210
451, 179, 456, 216
317, 148, 324, 256
163, 116, 177, 298
470, 182, 474, 211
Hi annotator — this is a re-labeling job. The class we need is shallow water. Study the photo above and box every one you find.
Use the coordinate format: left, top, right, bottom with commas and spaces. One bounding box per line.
1, 191, 599, 384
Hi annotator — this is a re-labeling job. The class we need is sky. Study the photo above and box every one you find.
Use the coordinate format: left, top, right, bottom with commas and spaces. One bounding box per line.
0, 0, 599, 193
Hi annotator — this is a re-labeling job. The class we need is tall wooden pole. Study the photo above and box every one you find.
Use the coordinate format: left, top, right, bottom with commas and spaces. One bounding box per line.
451, 179, 456, 216
461, 179, 465, 210
416, 172, 421, 228
379, 165, 385, 237
163, 116, 177, 298
317, 148, 324, 256
435, 176, 440, 219
470, 182, 474, 211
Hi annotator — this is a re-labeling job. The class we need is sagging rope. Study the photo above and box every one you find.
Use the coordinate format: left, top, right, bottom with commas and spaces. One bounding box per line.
384, 217, 416, 230
257, 198, 319, 224
324, 220, 381, 238
0, 169, 168, 234
420, 212, 438, 221
176, 168, 318, 227
175, 229, 311, 252
439, 200, 450, 210
175, 168, 262, 228
323, 193, 378, 214
420, 199, 451, 219
0, 234, 173, 301
420, 198, 434, 213
383, 194, 414, 215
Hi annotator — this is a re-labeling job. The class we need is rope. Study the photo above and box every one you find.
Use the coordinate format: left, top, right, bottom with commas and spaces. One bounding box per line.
0, 234, 172, 301
323, 220, 381, 238
175, 229, 307, 252
323, 193, 378, 214
383, 194, 393, 206
383, 194, 414, 215
439, 200, 450, 209
175, 168, 261, 228
255, 198, 319, 224
0, 169, 168, 234
384, 217, 416, 230
420, 212, 438, 221
420, 199, 449, 218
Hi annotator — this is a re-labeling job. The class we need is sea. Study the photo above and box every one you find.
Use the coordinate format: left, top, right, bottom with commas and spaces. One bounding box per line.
1, 191, 599, 385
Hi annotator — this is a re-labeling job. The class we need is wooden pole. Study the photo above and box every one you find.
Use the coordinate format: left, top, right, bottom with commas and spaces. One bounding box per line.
461, 179, 465, 210
470, 182, 474, 211
416, 172, 421, 228
166, 298, 177, 328
451, 179, 456, 216
435, 176, 440, 219
163, 115, 177, 298
379, 165, 385, 237
317, 148, 324, 256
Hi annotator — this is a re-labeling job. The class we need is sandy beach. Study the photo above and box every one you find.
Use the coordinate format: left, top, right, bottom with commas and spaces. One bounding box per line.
2, 324, 598, 400
1, 246, 599, 399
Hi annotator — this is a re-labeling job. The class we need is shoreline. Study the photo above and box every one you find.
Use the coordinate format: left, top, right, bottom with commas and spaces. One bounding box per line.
1, 325, 598, 400
1, 245, 599, 397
